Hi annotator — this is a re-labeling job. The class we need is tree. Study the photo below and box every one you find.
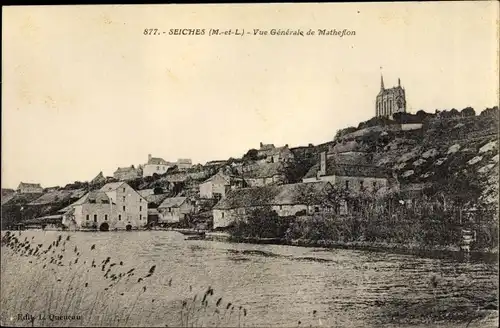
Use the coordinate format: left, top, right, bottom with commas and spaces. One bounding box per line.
243, 149, 259, 161
449, 108, 460, 117
461, 107, 476, 117
416, 110, 427, 121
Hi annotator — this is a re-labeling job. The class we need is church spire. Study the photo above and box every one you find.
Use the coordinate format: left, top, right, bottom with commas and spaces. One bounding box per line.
380, 74, 385, 91
398, 78, 401, 87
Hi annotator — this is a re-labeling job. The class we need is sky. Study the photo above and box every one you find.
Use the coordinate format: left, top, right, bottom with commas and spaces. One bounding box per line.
2, 2, 499, 188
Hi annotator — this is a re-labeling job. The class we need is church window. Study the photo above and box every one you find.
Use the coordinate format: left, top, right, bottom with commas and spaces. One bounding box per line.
86, 215, 89, 221
345, 181, 349, 190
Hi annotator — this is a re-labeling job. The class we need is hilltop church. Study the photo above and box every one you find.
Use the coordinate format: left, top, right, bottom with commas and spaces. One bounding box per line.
375, 75, 407, 118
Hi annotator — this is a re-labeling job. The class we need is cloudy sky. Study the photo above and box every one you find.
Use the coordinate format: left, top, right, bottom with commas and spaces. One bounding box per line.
2, 2, 498, 188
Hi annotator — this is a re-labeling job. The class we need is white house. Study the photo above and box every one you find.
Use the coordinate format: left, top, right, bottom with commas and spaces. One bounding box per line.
143, 154, 175, 177
61, 182, 148, 231
16, 182, 43, 194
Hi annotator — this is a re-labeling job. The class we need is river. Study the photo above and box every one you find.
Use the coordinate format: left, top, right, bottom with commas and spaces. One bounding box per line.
1, 230, 498, 327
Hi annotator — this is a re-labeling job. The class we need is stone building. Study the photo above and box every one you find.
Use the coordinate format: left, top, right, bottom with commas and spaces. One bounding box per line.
16, 182, 43, 194
61, 181, 148, 231
143, 154, 174, 177
302, 152, 391, 193
212, 181, 334, 229
199, 171, 245, 200
376, 75, 407, 118
241, 162, 287, 187
113, 165, 141, 181
256, 142, 295, 163
157, 197, 196, 224
176, 158, 193, 170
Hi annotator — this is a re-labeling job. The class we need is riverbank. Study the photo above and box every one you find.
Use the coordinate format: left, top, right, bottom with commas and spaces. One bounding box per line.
203, 233, 499, 262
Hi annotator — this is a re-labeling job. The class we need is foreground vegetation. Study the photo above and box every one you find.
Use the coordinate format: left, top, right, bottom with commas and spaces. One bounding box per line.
0, 231, 251, 327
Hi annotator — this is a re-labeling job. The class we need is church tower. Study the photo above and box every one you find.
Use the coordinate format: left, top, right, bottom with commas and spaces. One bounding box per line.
375, 75, 407, 118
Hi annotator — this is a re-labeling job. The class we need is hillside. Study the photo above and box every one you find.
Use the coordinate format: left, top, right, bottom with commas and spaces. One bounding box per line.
2, 107, 498, 229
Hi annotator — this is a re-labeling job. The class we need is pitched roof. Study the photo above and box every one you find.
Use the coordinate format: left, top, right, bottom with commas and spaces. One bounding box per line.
242, 162, 286, 179
304, 158, 390, 179
17, 182, 42, 189
145, 193, 170, 206
202, 172, 242, 184
86, 191, 111, 204
58, 193, 89, 213
148, 157, 171, 165
114, 167, 139, 173
90, 172, 106, 184
158, 196, 188, 208
138, 189, 154, 197
214, 181, 332, 210
100, 182, 126, 192
2, 192, 44, 206
28, 189, 78, 206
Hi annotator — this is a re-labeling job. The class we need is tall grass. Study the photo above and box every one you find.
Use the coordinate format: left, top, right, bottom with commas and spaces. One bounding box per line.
0, 231, 250, 327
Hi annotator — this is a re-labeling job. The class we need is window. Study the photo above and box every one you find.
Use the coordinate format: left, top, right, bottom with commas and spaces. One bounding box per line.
373, 181, 377, 188
94, 215, 97, 222
314, 206, 320, 213
168, 208, 171, 212
157, 166, 160, 170
118, 215, 122, 221
279, 205, 283, 210
86, 215, 89, 221
139, 214, 142, 220
140, 206, 142, 211
360, 181, 364, 189
345, 181, 349, 190
123, 206, 126, 211
105, 215, 108, 221
123, 188, 125, 192
222, 212, 225, 218
123, 196, 126, 202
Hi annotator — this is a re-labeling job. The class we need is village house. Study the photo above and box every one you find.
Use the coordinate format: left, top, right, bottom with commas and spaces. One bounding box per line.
16, 182, 43, 194
176, 158, 193, 170
61, 181, 148, 231
143, 154, 174, 177
199, 171, 245, 200
212, 181, 335, 229
157, 196, 196, 224
241, 162, 288, 187
113, 165, 141, 181
302, 152, 391, 193
137, 189, 171, 226
256, 142, 295, 163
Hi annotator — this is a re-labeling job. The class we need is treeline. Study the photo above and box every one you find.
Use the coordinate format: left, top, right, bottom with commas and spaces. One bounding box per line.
229, 203, 498, 251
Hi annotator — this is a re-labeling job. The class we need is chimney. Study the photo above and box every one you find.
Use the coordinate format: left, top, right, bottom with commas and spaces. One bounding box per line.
319, 152, 327, 176
148, 154, 152, 162
260, 142, 263, 148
